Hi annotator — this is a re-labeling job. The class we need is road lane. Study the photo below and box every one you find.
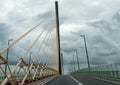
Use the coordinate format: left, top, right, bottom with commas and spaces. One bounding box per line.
44, 74, 119, 85
72, 74, 119, 85
44, 75, 78, 85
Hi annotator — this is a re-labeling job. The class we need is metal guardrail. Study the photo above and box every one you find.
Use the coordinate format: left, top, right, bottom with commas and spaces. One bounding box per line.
74, 64, 120, 78
0, 71, 57, 84
0, 74, 28, 81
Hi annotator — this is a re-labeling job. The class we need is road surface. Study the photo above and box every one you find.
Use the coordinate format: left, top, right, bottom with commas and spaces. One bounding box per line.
44, 75, 119, 85
44, 75, 78, 85
72, 74, 119, 85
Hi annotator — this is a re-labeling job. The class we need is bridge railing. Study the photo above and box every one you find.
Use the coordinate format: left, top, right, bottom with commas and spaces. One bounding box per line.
0, 65, 58, 84
74, 64, 120, 79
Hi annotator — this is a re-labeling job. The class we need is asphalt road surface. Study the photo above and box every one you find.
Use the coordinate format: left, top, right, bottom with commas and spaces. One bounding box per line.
44, 75, 78, 85
44, 75, 119, 85
72, 74, 119, 85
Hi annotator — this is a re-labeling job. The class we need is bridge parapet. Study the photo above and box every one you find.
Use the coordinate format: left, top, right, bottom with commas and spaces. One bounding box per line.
72, 64, 120, 79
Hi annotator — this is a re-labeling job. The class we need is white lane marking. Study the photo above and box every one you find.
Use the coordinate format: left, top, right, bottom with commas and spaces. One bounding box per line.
40, 75, 58, 85
69, 75, 83, 85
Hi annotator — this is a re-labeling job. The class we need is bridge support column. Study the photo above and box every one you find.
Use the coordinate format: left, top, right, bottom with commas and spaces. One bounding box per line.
55, 1, 62, 75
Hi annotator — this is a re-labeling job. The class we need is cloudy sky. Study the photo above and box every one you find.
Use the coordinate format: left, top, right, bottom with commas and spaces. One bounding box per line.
0, 0, 120, 74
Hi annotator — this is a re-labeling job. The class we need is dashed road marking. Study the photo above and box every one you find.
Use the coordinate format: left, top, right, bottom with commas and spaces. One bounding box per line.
69, 75, 83, 85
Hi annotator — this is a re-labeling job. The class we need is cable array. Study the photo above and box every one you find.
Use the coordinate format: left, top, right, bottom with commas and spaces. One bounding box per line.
0, 14, 59, 84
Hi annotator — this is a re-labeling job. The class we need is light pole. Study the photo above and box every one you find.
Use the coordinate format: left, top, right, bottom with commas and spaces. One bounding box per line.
72, 57, 75, 71
61, 53, 64, 75
29, 52, 32, 65
29, 52, 32, 74
80, 35, 90, 70
74, 49, 80, 70
71, 61, 73, 72
5, 39, 13, 75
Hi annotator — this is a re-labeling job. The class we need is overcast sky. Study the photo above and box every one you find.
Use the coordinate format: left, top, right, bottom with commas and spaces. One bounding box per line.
0, 0, 120, 74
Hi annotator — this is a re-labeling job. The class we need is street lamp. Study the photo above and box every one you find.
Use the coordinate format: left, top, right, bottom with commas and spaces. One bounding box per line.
29, 52, 32, 65
61, 53, 64, 75
74, 49, 80, 70
5, 39, 13, 75
71, 61, 73, 72
72, 57, 75, 71
80, 35, 90, 70
29, 52, 32, 75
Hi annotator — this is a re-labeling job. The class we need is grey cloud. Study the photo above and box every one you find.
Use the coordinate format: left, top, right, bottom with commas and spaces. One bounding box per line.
1, 0, 120, 73
88, 20, 111, 31
59, 16, 69, 25
68, 10, 120, 66
90, 57, 107, 65
61, 41, 79, 53
7, 11, 26, 23
36, 11, 56, 31
0, 23, 11, 41
110, 56, 120, 64
37, 11, 54, 20
112, 9, 120, 23
59, 0, 120, 72
96, 49, 118, 57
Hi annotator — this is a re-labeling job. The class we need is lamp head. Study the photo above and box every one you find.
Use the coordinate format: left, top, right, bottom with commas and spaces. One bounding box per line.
80, 35, 85, 37
11, 39, 13, 41
9, 39, 13, 41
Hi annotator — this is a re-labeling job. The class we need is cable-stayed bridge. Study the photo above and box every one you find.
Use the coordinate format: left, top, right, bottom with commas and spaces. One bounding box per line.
0, 1, 120, 85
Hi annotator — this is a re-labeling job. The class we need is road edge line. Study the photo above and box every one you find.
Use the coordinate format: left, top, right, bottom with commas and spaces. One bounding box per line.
40, 75, 58, 85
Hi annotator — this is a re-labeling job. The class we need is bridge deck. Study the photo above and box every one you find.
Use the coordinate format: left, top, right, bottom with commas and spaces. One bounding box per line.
44, 75, 119, 85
